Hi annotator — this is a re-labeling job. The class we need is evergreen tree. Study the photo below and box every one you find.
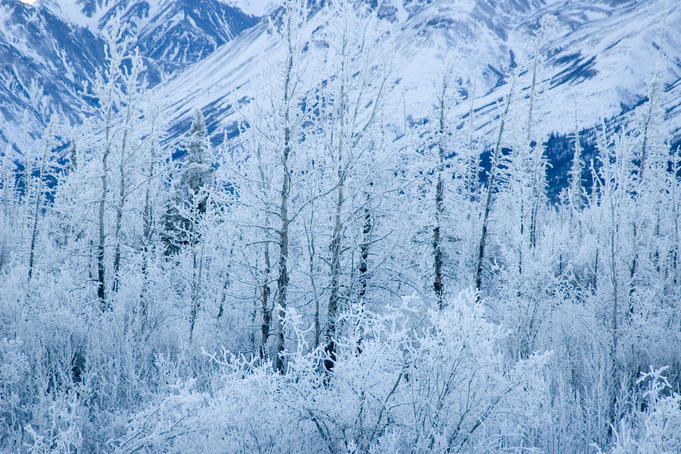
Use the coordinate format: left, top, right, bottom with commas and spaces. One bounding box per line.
162, 109, 214, 255
181, 109, 213, 211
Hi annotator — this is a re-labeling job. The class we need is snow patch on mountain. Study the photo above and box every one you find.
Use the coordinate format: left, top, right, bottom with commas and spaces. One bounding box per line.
224, 0, 276, 17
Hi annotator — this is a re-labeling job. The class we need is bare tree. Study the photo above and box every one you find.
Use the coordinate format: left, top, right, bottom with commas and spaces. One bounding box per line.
91, 26, 127, 311
320, 0, 390, 370
431, 69, 454, 311
270, 0, 311, 373
139, 103, 166, 335
111, 51, 145, 294
474, 69, 518, 294
27, 112, 57, 283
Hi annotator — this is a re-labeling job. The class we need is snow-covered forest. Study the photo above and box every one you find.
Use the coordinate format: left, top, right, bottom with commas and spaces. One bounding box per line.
1, 0, 681, 452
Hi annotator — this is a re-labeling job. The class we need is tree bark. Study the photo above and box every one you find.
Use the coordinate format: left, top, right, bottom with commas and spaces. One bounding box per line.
527, 49, 541, 251
358, 200, 372, 305
433, 81, 446, 310
139, 134, 157, 334
112, 105, 132, 294
326, 178, 344, 353
188, 241, 205, 344
607, 196, 619, 436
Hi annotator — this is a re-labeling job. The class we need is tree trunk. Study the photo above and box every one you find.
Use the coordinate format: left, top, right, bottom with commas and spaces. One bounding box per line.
433, 78, 446, 310
325, 178, 344, 362
527, 51, 541, 251
466, 81, 477, 204
112, 119, 131, 294
188, 241, 205, 344
475, 74, 517, 294
518, 198, 524, 275
529, 193, 540, 250
260, 243, 272, 359
593, 247, 599, 291
139, 139, 156, 334
607, 222, 619, 436
325, 22, 350, 368
627, 223, 638, 321
306, 212, 321, 350
27, 124, 53, 283
97, 106, 114, 312
275, 168, 290, 373
358, 198, 372, 305
274, 67, 292, 373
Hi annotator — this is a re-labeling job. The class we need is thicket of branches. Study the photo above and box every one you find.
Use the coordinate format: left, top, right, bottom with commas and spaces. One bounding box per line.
1, 1, 680, 452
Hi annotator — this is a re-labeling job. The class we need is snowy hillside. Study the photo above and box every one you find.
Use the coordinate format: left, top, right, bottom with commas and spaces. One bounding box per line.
0, 0, 258, 148
157, 0, 681, 147
0, 0, 104, 146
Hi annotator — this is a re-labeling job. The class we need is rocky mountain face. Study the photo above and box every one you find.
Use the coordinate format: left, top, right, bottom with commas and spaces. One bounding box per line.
45, 0, 258, 68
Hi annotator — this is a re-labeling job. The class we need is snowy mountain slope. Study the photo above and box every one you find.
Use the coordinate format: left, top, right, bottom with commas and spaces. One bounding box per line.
506, 0, 681, 137
0, 0, 105, 147
131, 0, 258, 66
157, 19, 275, 143
154, 0, 681, 154
0, 0, 259, 150
225, 0, 276, 16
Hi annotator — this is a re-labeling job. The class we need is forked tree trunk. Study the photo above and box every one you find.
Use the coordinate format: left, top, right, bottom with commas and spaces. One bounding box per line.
324, 20, 350, 371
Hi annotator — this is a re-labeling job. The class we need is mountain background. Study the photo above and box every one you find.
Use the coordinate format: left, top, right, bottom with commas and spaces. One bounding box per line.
1, 0, 680, 190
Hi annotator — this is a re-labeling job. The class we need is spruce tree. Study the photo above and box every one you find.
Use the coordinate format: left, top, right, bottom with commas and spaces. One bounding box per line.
162, 109, 213, 255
